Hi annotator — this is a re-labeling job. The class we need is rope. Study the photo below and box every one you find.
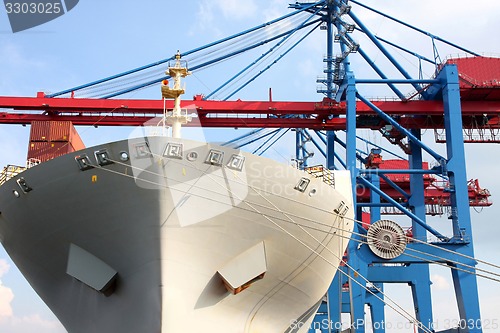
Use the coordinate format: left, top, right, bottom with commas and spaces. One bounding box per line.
100, 152, 500, 279
93, 150, 431, 331
353, 219, 500, 272
82, 148, 498, 332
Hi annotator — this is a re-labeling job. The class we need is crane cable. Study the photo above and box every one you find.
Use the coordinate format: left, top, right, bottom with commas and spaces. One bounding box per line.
93, 150, 498, 332
95, 152, 436, 333
94, 150, 500, 281
80, 151, 499, 332
64, 11, 316, 99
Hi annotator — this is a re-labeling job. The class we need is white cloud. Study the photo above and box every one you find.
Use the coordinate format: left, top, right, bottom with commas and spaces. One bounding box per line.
0, 314, 66, 333
262, 0, 289, 22
10, 314, 64, 329
0, 259, 13, 321
190, 0, 220, 37
0, 258, 65, 332
431, 274, 451, 291
216, 0, 257, 20
0, 43, 50, 96
0, 44, 46, 70
191, 0, 259, 36
0, 285, 14, 321
0, 260, 9, 277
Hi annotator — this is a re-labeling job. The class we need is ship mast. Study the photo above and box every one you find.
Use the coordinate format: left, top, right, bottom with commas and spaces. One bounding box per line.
161, 51, 191, 138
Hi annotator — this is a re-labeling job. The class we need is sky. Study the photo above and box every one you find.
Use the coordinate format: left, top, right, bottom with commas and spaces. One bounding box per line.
0, 0, 499, 332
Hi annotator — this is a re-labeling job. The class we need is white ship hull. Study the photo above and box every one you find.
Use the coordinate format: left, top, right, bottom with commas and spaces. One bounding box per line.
0, 136, 354, 333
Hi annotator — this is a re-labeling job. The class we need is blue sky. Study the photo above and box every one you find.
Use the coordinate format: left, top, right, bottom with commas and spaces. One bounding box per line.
1, 0, 500, 332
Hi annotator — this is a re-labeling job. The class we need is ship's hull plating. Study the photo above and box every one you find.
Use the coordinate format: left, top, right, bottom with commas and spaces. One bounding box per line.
0, 136, 354, 333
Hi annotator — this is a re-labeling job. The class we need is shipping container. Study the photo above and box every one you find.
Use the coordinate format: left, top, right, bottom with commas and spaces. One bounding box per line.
49, 121, 73, 141
27, 141, 76, 162
377, 159, 432, 184
29, 121, 85, 152
29, 121, 85, 149
66, 124, 85, 150
29, 121, 52, 142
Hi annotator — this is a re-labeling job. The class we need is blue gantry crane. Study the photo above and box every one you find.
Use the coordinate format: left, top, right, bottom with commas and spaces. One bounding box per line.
289, 2, 495, 333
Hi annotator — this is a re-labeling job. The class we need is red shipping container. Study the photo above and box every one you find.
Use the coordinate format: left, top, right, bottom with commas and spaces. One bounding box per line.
378, 159, 432, 184
29, 121, 51, 141
27, 141, 76, 163
49, 121, 73, 141
29, 121, 85, 149
66, 124, 85, 150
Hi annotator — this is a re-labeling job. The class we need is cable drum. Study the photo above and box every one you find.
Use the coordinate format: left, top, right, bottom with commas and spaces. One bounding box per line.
367, 220, 407, 259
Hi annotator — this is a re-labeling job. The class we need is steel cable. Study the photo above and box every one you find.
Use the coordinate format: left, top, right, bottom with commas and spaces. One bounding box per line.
82, 149, 498, 332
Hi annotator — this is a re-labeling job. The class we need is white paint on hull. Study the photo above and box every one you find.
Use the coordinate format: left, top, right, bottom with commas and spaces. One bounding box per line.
0, 136, 354, 333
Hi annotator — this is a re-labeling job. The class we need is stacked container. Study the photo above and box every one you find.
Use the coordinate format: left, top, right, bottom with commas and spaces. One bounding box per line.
28, 121, 86, 162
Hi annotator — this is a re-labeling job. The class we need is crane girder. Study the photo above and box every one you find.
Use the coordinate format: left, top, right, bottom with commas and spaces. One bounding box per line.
0, 93, 499, 130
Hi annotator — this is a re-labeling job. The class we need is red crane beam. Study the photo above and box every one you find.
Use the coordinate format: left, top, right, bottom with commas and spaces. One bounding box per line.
0, 93, 499, 115
1, 112, 497, 130
354, 157, 492, 209
0, 93, 499, 129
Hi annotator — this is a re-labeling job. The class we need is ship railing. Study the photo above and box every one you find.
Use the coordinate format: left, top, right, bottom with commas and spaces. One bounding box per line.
26, 158, 41, 168
0, 165, 27, 186
0, 159, 40, 186
304, 165, 335, 186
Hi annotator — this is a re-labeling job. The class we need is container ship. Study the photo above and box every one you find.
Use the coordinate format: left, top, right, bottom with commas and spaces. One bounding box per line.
0, 55, 354, 333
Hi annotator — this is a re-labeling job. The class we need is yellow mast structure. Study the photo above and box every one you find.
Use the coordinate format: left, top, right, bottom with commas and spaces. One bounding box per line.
161, 51, 192, 138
